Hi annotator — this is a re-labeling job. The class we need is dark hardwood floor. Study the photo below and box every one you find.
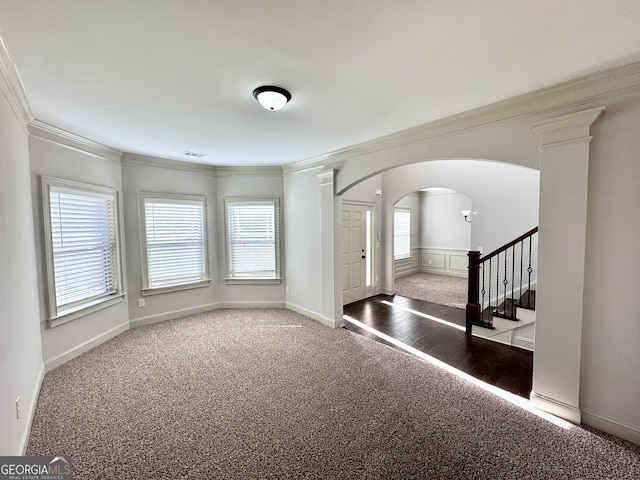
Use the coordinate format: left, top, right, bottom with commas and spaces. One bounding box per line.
343, 294, 533, 398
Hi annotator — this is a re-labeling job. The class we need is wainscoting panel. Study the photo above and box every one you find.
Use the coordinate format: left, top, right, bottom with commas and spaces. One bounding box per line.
422, 252, 446, 269
448, 252, 469, 272
394, 247, 469, 278
420, 247, 469, 278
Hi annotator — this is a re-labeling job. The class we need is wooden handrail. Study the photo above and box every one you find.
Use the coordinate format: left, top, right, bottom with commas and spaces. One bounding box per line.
480, 226, 538, 263
467, 226, 539, 333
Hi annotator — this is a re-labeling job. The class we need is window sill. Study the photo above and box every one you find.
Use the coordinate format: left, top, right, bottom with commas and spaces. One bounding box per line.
141, 279, 211, 296
224, 277, 281, 285
48, 294, 126, 328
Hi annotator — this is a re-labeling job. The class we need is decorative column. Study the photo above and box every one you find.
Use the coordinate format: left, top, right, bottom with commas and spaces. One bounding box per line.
530, 106, 604, 423
318, 168, 343, 328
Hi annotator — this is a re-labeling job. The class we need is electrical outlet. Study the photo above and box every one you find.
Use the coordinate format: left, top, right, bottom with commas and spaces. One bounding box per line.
285, 286, 290, 294
16, 396, 20, 420
138, 298, 145, 308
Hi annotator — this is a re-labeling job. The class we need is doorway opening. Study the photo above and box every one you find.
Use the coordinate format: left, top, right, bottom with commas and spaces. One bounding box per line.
342, 201, 375, 305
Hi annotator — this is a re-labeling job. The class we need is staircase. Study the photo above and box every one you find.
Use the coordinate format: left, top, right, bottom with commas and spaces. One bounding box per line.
471, 290, 536, 351
466, 227, 538, 351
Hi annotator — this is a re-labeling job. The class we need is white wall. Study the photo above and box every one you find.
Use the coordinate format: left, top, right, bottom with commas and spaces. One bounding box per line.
0, 82, 43, 455
29, 135, 130, 367
420, 189, 472, 250
283, 168, 323, 318
121, 157, 219, 325
580, 93, 640, 436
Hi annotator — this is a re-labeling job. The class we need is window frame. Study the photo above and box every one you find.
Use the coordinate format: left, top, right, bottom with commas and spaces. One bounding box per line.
139, 192, 210, 296
224, 197, 281, 284
41, 176, 126, 327
394, 208, 411, 260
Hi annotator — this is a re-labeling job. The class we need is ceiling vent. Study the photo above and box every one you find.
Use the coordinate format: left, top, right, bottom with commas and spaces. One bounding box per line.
183, 151, 206, 158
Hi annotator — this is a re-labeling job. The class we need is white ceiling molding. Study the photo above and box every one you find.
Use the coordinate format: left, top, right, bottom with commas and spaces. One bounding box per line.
284, 61, 640, 176
121, 153, 218, 177
216, 166, 284, 178
28, 119, 122, 164
0, 35, 32, 131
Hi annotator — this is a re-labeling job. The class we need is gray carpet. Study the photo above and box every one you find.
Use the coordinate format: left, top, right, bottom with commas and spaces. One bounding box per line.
394, 272, 467, 309
28, 309, 639, 479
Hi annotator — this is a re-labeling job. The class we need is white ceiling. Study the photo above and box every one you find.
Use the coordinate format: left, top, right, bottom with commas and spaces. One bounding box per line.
1, 1, 639, 167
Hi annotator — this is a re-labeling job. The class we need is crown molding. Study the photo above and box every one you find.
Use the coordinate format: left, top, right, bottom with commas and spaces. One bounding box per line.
215, 166, 283, 177
0, 35, 33, 130
284, 60, 640, 175
121, 153, 218, 176
28, 119, 122, 163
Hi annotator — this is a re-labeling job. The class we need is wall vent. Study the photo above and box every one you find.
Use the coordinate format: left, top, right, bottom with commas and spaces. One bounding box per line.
183, 151, 206, 158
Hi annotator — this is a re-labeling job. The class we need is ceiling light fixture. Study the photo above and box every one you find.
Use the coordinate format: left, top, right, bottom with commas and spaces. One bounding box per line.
253, 85, 291, 111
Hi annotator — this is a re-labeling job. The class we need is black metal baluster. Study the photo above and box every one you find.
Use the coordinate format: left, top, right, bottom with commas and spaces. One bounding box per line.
503, 252, 508, 317
519, 240, 524, 307
496, 252, 500, 316
481, 262, 486, 324
511, 245, 516, 319
487, 257, 492, 327
527, 235, 533, 308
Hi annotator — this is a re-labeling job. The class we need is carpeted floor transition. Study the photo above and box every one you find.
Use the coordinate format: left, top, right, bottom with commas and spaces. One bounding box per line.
28, 309, 639, 479
394, 273, 467, 309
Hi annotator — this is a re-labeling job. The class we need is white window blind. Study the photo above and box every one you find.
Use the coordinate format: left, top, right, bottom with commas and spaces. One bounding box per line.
42, 177, 123, 324
142, 195, 208, 289
394, 208, 411, 260
225, 199, 279, 279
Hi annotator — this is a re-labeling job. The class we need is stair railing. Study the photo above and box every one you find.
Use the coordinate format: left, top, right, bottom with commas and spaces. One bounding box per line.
466, 227, 538, 333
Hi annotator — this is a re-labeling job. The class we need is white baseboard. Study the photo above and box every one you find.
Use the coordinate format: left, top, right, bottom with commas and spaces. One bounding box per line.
582, 410, 640, 445
394, 267, 420, 279
419, 267, 468, 278
530, 391, 581, 424
17, 363, 45, 455
286, 302, 322, 322
131, 301, 287, 328
130, 302, 220, 327
285, 302, 341, 328
218, 301, 286, 309
44, 321, 130, 372
512, 335, 535, 351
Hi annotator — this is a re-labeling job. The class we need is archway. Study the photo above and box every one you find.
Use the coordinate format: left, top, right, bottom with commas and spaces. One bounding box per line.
321, 106, 604, 423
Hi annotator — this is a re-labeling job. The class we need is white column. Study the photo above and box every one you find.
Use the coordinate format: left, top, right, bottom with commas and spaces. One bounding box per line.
530, 107, 604, 423
318, 169, 343, 328
381, 195, 395, 295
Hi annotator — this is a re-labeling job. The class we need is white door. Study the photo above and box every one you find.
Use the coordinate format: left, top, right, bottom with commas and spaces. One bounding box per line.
342, 202, 374, 304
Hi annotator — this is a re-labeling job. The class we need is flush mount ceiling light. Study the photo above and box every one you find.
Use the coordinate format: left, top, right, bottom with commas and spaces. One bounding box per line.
253, 85, 291, 111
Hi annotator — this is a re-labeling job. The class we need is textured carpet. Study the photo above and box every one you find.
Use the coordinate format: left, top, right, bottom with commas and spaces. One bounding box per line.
394, 272, 467, 309
28, 309, 640, 479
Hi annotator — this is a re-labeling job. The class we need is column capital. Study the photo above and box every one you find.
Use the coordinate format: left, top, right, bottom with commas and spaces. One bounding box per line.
317, 168, 336, 186
532, 106, 605, 147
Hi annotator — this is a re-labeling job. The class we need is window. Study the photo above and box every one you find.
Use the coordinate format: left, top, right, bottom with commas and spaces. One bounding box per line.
225, 198, 280, 283
394, 208, 411, 260
140, 193, 209, 294
42, 177, 124, 326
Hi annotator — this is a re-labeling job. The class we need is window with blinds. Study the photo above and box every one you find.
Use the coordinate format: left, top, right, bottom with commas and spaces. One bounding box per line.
140, 194, 209, 291
394, 208, 411, 260
225, 198, 280, 281
42, 177, 124, 324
